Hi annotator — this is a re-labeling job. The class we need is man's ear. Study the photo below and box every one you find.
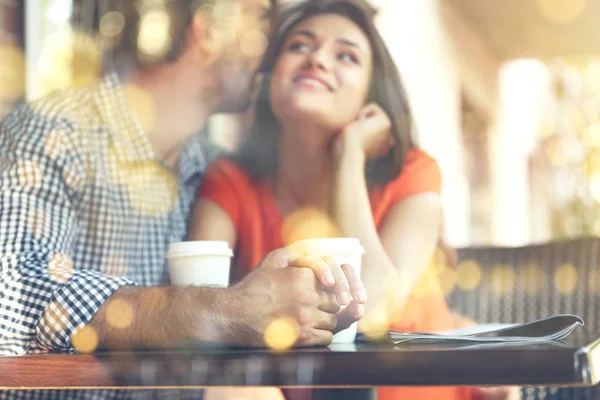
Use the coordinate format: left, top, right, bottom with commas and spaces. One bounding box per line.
191, 10, 221, 66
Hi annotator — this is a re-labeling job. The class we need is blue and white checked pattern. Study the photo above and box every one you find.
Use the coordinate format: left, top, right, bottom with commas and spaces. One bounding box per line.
0, 72, 214, 399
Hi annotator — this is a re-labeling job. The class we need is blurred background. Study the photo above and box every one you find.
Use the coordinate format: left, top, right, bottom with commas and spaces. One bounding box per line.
3, 0, 600, 249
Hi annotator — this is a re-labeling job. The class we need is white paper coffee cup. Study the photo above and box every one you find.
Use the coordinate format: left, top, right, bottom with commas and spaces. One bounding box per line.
166, 241, 233, 287
290, 238, 365, 344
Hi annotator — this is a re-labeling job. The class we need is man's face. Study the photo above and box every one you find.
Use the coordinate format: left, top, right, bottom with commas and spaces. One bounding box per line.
211, 0, 273, 113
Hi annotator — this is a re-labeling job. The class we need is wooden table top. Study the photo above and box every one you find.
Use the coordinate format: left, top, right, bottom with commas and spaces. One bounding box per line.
2, 332, 600, 390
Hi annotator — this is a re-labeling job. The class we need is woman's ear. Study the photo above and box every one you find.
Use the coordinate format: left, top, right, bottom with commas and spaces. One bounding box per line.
190, 10, 221, 66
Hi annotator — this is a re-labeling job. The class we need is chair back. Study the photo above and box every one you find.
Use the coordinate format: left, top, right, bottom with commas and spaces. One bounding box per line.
449, 237, 600, 400
450, 237, 600, 331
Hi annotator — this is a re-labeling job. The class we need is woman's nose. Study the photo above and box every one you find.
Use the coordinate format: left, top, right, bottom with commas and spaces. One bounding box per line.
306, 48, 331, 71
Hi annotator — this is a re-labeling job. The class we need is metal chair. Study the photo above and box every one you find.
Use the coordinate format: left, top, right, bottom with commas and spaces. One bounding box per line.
449, 237, 600, 400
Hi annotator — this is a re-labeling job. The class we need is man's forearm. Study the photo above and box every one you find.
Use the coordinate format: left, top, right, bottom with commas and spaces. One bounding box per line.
88, 285, 241, 350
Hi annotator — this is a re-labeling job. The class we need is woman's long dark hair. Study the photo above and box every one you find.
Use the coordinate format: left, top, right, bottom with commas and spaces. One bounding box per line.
235, 0, 415, 186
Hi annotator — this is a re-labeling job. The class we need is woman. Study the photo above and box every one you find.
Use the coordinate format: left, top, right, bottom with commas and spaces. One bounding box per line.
191, 1, 501, 399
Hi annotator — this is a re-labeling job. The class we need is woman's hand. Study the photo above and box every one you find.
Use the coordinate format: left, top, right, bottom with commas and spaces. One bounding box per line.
334, 103, 393, 162
287, 244, 368, 307
286, 247, 369, 335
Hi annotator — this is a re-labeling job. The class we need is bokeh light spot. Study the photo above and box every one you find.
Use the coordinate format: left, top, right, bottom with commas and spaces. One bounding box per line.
522, 263, 544, 295
212, 1, 243, 46
584, 123, 600, 148
539, 115, 556, 138
124, 162, 178, 216
71, 325, 98, 353
37, 31, 101, 97
27, 208, 51, 237
70, 32, 102, 87
566, 107, 586, 135
554, 264, 578, 294
99, 11, 126, 38
590, 173, 600, 202
16, 160, 43, 188
44, 129, 68, 160
44, 302, 70, 334
137, 8, 172, 61
48, 253, 74, 283
489, 265, 516, 295
545, 137, 568, 166
586, 155, 600, 180
281, 207, 339, 246
121, 84, 156, 133
431, 247, 448, 274
588, 268, 600, 294
359, 302, 390, 340
63, 164, 85, 192
105, 299, 134, 330
264, 317, 300, 351
240, 30, 268, 58
412, 266, 441, 298
537, 0, 586, 24
107, 144, 125, 185
456, 259, 482, 292
439, 266, 457, 295
0, 44, 26, 101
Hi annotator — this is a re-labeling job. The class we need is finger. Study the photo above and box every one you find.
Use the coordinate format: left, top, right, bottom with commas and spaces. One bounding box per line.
318, 289, 341, 314
358, 103, 375, 119
334, 301, 365, 334
313, 310, 338, 331
363, 111, 390, 134
341, 264, 367, 304
323, 256, 351, 306
296, 328, 334, 347
366, 103, 387, 119
288, 252, 335, 287
259, 248, 290, 269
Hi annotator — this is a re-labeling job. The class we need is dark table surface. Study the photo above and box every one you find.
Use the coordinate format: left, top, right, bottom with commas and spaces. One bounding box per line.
2, 330, 600, 390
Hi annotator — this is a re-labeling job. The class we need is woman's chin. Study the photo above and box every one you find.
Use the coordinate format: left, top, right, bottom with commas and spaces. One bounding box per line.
281, 105, 332, 123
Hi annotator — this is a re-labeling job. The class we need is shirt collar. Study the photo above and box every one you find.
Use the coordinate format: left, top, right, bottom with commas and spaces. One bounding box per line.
177, 131, 216, 185
94, 71, 156, 164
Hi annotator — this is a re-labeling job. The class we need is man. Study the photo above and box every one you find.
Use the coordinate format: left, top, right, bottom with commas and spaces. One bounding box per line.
0, 0, 365, 397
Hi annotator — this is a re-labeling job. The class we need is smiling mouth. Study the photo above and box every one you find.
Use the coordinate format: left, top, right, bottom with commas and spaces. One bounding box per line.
293, 76, 333, 91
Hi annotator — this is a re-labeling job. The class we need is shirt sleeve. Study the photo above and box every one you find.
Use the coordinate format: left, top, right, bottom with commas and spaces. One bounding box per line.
387, 149, 442, 205
0, 106, 132, 355
197, 159, 249, 230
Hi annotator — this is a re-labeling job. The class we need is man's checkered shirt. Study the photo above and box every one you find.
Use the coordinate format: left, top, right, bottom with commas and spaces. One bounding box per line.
0, 72, 215, 398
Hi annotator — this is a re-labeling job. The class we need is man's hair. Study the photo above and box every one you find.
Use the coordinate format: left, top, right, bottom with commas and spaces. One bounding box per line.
72, 0, 278, 70
234, 0, 416, 186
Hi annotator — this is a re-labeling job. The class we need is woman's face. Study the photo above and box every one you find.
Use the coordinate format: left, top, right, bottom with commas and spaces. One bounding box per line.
269, 13, 373, 133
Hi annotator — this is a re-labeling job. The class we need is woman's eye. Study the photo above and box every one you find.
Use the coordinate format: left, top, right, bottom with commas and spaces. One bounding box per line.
287, 41, 310, 53
338, 52, 359, 64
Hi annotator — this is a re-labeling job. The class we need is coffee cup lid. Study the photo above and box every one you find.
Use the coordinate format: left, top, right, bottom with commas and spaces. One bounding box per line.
166, 241, 233, 258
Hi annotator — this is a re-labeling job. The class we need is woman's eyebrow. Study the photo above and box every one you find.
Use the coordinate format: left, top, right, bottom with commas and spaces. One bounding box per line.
337, 38, 363, 52
288, 29, 366, 54
288, 29, 317, 40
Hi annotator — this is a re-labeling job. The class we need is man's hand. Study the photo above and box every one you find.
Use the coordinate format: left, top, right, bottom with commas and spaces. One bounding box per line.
286, 244, 368, 307
229, 248, 364, 347
89, 247, 367, 351
334, 300, 365, 334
